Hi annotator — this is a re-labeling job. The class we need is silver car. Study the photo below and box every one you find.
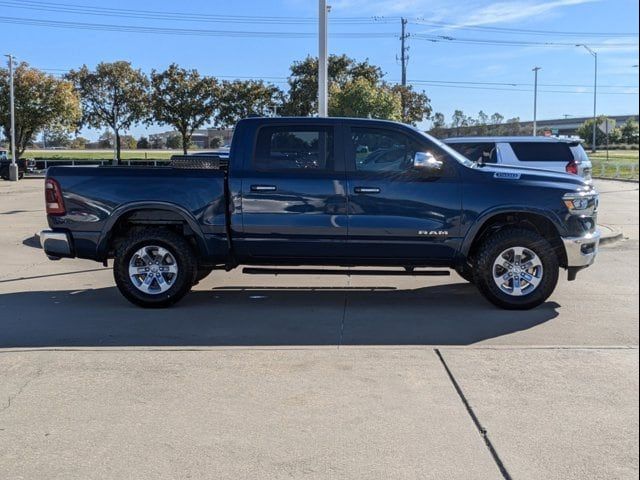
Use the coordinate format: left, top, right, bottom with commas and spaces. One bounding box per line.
444, 136, 593, 181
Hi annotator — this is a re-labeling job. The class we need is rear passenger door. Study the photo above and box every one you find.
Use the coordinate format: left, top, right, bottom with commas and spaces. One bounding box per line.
238, 124, 349, 259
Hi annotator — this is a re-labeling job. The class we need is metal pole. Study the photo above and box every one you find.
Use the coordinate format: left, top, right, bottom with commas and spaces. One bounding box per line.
532, 67, 541, 136
318, 0, 328, 117
592, 52, 598, 153
401, 18, 408, 86
5, 54, 18, 181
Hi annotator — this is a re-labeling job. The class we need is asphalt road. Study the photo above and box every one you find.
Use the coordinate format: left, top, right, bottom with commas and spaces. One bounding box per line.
0, 178, 638, 479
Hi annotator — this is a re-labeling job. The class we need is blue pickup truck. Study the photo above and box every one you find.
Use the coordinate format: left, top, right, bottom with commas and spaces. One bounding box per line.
40, 117, 600, 310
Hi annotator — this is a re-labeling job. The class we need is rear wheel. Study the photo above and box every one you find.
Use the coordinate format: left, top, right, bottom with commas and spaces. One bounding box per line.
113, 228, 197, 308
474, 228, 559, 310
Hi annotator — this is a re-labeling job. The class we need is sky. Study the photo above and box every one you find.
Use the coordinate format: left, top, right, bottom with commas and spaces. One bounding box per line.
2, 0, 639, 140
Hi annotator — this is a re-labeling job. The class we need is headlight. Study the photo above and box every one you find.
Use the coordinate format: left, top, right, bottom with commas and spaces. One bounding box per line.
563, 191, 598, 215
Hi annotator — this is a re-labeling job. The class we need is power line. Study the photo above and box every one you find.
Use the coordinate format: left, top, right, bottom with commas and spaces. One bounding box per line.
0, 16, 396, 38
410, 19, 638, 37
412, 34, 637, 48
0, 0, 394, 24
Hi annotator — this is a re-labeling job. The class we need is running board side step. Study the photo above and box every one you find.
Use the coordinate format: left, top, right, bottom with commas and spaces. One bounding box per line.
242, 267, 450, 277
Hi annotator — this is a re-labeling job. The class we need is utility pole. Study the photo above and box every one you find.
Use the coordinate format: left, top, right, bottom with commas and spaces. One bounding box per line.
4, 54, 18, 181
318, 0, 329, 117
532, 67, 541, 136
576, 44, 598, 152
400, 18, 409, 86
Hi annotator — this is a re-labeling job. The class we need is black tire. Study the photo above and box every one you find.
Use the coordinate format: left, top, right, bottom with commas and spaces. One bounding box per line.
474, 228, 559, 310
455, 262, 475, 283
113, 228, 197, 308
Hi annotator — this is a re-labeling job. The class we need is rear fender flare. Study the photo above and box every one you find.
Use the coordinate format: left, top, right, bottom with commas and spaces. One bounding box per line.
96, 201, 208, 260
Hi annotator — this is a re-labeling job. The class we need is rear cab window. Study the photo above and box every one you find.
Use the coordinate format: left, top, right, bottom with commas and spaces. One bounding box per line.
510, 142, 574, 162
254, 126, 334, 172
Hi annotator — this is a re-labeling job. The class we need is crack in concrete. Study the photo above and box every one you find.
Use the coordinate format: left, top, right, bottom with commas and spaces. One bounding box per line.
0, 369, 43, 415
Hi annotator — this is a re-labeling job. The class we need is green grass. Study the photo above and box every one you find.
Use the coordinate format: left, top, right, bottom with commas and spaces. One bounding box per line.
23, 149, 179, 161
588, 150, 639, 180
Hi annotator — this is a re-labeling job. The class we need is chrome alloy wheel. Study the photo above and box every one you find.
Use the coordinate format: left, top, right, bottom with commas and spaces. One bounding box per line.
492, 246, 544, 297
128, 245, 178, 295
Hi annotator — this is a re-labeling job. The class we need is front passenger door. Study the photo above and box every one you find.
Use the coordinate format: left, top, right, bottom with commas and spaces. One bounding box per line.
345, 125, 462, 263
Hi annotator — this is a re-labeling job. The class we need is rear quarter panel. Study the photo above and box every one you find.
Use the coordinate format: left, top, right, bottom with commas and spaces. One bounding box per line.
46, 166, 227, 261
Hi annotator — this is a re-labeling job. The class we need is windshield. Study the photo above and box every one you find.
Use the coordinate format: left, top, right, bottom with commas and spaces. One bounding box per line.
409, 127, 476, 168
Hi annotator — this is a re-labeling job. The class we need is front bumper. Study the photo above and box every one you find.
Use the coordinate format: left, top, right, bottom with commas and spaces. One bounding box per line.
40, 230, 73, 260
562, 229, 601, 268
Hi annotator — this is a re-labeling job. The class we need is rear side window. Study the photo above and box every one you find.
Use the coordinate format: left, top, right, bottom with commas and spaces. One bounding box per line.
254, 126, 334, 172
510, 142, 574, 162
448, 143, 497, 163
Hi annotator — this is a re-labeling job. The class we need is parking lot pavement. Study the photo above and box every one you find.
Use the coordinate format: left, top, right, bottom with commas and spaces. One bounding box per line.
0, 178, 638, 479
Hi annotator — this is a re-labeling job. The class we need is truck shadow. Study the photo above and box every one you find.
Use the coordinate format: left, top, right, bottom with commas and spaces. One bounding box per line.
0, 283, 559, 348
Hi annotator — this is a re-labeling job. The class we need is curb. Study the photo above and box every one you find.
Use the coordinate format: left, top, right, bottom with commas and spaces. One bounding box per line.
593, 176, 639, 184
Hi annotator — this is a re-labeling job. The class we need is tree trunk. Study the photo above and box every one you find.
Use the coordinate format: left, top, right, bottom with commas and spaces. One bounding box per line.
182, 131, 189, 155
115, 130, 121, 166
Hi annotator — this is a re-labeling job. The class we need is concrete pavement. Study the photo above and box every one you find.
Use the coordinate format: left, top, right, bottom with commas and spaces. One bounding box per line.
0, 178, 638, 479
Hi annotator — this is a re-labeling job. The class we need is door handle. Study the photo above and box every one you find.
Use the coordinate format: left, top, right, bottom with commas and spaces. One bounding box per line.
251, 185, 277, 192
354, 186, 381, 194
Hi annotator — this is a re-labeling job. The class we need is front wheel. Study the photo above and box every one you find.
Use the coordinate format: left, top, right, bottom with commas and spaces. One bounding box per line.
474, 228, 559, 310
113, 228, 197, 308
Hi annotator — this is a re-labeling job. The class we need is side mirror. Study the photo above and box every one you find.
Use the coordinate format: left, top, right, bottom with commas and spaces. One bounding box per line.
413, 151, 443, 174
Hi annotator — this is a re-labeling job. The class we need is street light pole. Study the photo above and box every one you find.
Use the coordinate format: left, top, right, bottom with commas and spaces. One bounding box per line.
532, 67, 541, 136
318, 0, 329, 117
577, 44, 598, 153
4, 54, 18, 181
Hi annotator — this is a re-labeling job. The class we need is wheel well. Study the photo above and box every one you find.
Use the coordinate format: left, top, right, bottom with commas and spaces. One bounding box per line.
106, 209, 201, 258
467, 213, 567, 267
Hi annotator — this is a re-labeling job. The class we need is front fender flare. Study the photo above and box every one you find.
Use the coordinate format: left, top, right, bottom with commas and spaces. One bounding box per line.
458, 206, 567, 259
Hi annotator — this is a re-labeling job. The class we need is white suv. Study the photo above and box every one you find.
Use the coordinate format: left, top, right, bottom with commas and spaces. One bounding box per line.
444, 136, 592, 181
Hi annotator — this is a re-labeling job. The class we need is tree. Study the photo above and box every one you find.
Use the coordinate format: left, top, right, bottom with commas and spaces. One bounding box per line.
121, 135, 138, 150
475, 110, 489, 136
69, 136, 88, 149
390, 84, 432, 126
503, 117, 522, 136
150, 64, 218, 155
451, 110, 468, 135
283, 55, 384, 116
429, 112, 447, 138
67, 61, 149, 164
43, 127, 72, 148
137, 136, 150, 149
329, 78, 401, 121
216, 80, 284, 128
620, 117, 639, 145
98, 130, 114, 148
576, 116, 610, 148
0, 62, 80, 160
165, 134, 183, 150
209, 137, 222, 149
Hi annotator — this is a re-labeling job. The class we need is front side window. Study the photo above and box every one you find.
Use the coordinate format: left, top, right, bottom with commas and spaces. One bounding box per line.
351, 128, 419, 173
254, 127, 334, 172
